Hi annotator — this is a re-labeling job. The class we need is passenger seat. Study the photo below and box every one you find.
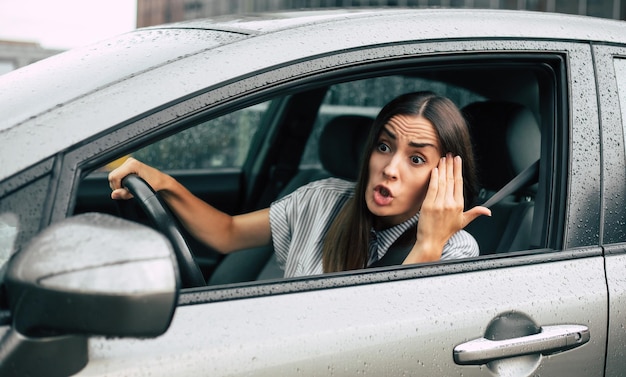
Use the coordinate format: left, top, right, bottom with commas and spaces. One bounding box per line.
462, 101, 541, 254
208, 114, 374, 285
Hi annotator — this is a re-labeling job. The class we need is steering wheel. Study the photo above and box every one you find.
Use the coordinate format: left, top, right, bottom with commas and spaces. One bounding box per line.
121, 174, 205, 288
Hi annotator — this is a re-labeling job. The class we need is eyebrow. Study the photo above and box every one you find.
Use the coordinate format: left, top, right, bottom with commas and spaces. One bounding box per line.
381, 127, 437, 149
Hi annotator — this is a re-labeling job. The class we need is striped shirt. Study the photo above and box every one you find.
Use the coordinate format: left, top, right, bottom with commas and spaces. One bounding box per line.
269, 178, 479, 278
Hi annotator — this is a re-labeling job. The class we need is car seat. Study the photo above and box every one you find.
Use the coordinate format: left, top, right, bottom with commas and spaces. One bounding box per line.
207, 114, 374, 285
462, 101, 541, 254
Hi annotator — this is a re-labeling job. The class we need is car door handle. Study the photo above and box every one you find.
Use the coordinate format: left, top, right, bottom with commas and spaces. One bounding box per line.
453, 324, 590, 365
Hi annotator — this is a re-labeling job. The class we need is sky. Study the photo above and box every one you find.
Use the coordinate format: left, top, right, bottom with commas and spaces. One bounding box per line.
0, 0, 137, 50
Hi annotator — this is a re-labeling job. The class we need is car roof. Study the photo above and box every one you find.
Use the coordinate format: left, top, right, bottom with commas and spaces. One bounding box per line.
159, 8, 626, 39
1, 8, 625, 181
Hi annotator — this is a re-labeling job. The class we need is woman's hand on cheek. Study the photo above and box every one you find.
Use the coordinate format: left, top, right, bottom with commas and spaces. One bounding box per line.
404, 154, 490, 264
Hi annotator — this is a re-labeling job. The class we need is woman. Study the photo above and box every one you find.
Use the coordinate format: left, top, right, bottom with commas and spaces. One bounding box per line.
109, 91, 490, 278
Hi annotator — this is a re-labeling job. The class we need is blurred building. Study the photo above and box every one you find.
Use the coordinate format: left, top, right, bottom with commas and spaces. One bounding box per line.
0, 40, 62, 75
137, 0, 625, 27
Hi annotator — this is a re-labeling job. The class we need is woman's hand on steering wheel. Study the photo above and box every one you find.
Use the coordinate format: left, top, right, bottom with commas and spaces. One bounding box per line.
109, 159, 205, 288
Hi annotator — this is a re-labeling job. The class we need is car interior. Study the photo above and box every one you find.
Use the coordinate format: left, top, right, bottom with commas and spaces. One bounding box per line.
74, 55, 564, 288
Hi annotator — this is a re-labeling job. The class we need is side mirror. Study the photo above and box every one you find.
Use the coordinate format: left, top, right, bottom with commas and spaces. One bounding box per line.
0, 213, 179, 376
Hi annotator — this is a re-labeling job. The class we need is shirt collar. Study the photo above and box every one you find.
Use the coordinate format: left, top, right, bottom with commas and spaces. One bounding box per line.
370, 212, 420, 262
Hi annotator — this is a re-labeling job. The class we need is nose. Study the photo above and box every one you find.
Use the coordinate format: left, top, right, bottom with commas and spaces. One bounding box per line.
382, 154, 400, 180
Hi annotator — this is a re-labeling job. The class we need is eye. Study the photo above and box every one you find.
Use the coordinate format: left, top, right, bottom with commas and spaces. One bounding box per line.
411, 155, 426, 165
377, 142, 390, 153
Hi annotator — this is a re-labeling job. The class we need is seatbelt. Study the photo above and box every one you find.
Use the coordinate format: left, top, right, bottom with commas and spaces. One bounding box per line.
370, 159, 540, 268
369, 227, 416, 268
482, 160, 539, 208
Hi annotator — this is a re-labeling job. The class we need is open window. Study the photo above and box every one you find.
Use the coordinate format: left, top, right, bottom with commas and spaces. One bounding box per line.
73, 54, 564, 288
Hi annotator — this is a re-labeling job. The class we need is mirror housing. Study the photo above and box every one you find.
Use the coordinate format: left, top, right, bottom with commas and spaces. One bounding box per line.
0, 213, 179, 376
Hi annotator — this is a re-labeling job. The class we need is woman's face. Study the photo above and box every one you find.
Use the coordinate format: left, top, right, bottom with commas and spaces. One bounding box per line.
365, 114, 442, 229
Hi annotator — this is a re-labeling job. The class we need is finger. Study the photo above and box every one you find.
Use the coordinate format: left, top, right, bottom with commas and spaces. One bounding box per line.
108, 171, 121, 191
423, 165, 439, 205
108, 160, 127, 190
445, 154, 455, 202
453, 155, 464, 205
462, 206, 492, 227
435, 156, 447, 202
111, 188, 133, 200
108, 157, 137, 191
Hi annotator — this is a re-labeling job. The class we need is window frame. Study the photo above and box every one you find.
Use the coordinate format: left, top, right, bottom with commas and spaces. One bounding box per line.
593, 44, 626, 246
51, 40, 596, 304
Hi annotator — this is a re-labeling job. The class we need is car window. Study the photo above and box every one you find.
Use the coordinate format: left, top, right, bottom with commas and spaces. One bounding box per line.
300, 76, 485, 168
615, 58, 626, 143
297, 68, 552, 259
104, 101, 269, 171
82, 57, 561, 288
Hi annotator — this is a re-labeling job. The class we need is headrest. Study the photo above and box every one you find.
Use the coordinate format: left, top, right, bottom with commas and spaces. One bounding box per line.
318, 115, 374, 181
463, 101, 540, 191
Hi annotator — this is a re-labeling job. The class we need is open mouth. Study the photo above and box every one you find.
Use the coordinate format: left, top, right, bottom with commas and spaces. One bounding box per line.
373, 185, 393, 206
379, 186, 391, 197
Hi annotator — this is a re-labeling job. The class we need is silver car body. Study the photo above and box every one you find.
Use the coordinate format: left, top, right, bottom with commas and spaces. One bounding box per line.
0, 9, 625, 376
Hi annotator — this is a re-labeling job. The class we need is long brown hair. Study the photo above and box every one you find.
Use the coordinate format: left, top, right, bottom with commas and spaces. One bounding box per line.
321, 91, 478, 273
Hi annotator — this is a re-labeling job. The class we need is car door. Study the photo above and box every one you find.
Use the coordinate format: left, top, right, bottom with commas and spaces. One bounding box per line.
60, 39, 608, 376
594, 43, 626, 376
